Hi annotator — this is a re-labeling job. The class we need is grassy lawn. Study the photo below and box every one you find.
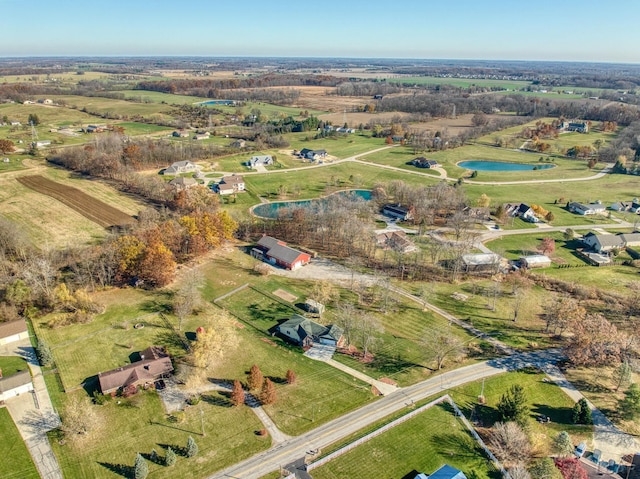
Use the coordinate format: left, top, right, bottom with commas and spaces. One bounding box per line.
0, 355, 29, 376
32, 288, 186, 391
312, 401, 499, 479
418, 281, 555, 350
563, 366, 640, 437
0, 408, 39, 479
51, 389, 268, 479
119, 90, 209, 105
0, 156, 28, 173
487, 231, 586, 264
244, 161, 440, 200
450, 369, 593, 451
47, 95, 175, 119
117, 121, 174, 136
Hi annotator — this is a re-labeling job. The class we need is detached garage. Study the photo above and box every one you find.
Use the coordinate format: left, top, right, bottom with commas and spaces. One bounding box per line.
0, 319, 29, 346
520, 254, 552, 269
0, 370, 33, 402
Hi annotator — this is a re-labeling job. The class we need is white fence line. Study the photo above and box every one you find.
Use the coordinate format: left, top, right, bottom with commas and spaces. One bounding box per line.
307, 395, 449, 471
306, 394, 511, 479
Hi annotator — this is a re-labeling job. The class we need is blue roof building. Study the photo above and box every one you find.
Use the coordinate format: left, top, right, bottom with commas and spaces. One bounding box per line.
415, 464, 467, 479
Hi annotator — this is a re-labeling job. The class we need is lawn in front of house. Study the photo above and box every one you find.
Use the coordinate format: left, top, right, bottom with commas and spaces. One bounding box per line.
449, 369, 593, 454
311, 401, 499, 479
0, 355, 30, 377
0, 408, 39, 479
50, 389, 267, 479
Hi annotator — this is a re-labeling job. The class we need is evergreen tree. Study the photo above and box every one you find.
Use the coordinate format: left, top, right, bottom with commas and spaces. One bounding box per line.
165, 447, 176, 466
572, 398, 593, 424
260, 378, 277, 405
186, 436, 198, 458
247, 364, 264, 391
497, 384, 528, 427
620, 383, 640, 419
36, 340, 53, 367
552, 431, 574, 457
134, 453, 148, 479
231, 379, 245, 407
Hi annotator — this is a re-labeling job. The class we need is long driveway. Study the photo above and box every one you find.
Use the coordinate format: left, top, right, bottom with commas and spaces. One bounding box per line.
208, 349, 560, 479
0, 339, 63, 479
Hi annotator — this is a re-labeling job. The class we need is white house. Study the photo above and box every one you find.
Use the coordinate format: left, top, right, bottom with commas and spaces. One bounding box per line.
568, 202, 607, 216
216, 174, 245, 195
163, 161, 199, 176
582, 232, 625, 253
247, 155, 273, 169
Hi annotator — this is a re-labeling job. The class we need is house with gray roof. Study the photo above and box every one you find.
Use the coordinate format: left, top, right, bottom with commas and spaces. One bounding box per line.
299, 148, 327, 161
163, 160, 199, 176
582, 232, 625, 253
276, 314, 343, 348
247, 155, 273, 169
98, 346, 173, 395
568, 201, 607, 216
0, 369, 33, 402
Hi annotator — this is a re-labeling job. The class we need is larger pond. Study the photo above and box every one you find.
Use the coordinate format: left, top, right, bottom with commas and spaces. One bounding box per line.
252, 189, 371, 219
458, 160, 555, 171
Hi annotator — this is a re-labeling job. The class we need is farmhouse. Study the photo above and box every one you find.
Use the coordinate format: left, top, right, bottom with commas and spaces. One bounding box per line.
168, 177, 198, 190
0, 370, 33, 402
0, 319, 29, 346
215, 174, 245, 195
230, 139, 246, 148
461, 253, 502, 273
251, 235, 311, 270
411, 157, 440, 169
610, 198, 640, 213
382, 204, 414, 221
415, 465, 467, 479
163, 160, 199, 176
582, 232, 624, 253
85, 124, 106, 133
299, 148, 327, 161
194, 132, 210, 140
34, 140, 51, 148
98, 346, 173, 395
172, 130, 190, 138
568, 202, 607, 215
247, 155, 273, 169
276, 314, 343, 348
520, 254, 552, 268
567, 121, 589, 133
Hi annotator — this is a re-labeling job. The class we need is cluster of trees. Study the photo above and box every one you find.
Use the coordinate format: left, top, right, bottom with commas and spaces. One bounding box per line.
335, 81, 403, 97
214, 87, 301, 105
50, 134, 222, 206
134, 73, 340, 97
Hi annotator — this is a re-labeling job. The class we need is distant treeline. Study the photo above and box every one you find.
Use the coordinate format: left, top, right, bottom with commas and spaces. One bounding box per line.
134, 74, 341, 96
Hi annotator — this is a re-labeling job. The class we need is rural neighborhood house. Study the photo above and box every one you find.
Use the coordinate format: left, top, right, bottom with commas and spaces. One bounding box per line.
251, 235, 311, 270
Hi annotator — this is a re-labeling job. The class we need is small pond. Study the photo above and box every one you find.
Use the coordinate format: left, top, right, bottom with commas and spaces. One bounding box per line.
458, 160, 555, 172
252, 189, 371, 219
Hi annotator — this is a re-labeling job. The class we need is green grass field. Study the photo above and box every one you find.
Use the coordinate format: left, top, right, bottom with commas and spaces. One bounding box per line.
386, 76, 531, 90
312, 401, 499, 479
450, 369, 593, 448
51, 389, 268, 479
0, 356, 29, 377
0, 408, 39, 479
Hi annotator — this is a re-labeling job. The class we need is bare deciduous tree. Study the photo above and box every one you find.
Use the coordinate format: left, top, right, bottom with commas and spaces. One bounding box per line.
488, 421, 531, 468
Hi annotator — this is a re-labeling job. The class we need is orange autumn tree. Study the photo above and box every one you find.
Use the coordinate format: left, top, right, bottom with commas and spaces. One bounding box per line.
138, 240, 176, 287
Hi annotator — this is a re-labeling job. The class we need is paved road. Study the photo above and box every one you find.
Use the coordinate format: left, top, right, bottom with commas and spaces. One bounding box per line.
208, 349, 561, 479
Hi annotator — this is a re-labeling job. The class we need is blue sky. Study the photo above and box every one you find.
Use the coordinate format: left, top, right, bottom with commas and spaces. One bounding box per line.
1, 0, 638, 62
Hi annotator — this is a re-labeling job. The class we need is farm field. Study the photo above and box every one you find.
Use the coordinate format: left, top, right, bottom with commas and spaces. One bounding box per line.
386, 75, 532, 90
0, 408, 40, 479
48, 95, 176, 119
17, 175, 135, 228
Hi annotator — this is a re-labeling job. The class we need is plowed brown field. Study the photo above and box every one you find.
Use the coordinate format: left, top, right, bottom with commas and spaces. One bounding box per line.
16, 175, 135, 228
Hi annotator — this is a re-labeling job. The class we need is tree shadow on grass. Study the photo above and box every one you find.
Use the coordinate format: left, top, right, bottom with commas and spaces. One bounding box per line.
201, 391, 233, 408
81, 376, 100, 398
140, 293, 174, 314
98, 462, 133, 478
157, 443, 186, 457
531, 403, 574, 425
266, 375, 287, 385
401, 470, 420, 479
153, 330, 190, 355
